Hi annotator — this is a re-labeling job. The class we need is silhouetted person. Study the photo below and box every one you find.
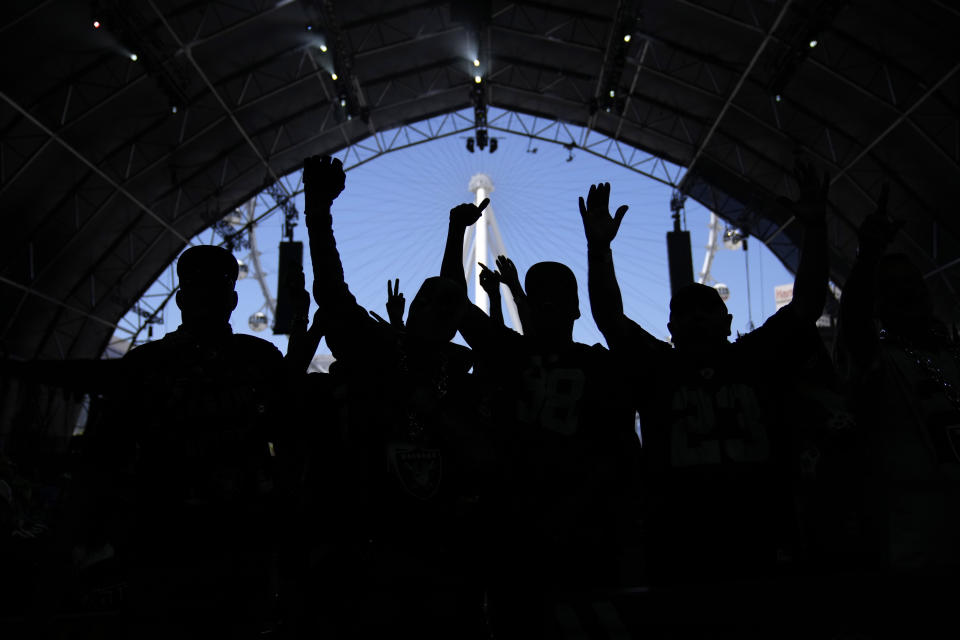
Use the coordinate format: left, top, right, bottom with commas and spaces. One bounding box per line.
442, 200, 638, 636
837, 183, 960, 575
302, 155, 495, 638
82, 245, 286, 638
582, 167, 829, 588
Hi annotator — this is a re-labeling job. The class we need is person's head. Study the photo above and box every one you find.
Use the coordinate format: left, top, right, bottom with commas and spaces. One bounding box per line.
524, 262, 580, 342
668, 283, 732, 349
405, 277, 468, 343
875, 253, 933, 329
175, 246, 239, 328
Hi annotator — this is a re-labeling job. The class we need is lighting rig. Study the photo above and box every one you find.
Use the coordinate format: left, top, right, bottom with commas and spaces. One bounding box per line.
766, 0, 847, 99
91, 0, 191, 113
305, 0, 368, 123
591, 0, 638, 116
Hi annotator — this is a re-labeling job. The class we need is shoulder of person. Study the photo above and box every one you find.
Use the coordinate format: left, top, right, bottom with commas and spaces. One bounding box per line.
231, 333, 284, 361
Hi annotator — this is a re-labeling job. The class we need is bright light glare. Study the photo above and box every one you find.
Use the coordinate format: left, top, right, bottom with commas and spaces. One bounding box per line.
809, 39, 818, 48
623, 34, 631, 42
129, 53, 138, 61
320, 44, 328, 52
473, 58, 480, 67
609, 90, 615, 97
93, 20, 101, 29
775, 94, 782, 102
340, 99, 346, 107
331, 72, 338, 80
474, 75, 482, 83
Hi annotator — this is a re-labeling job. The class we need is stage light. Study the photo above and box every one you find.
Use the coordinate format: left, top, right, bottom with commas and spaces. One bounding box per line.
623, 34, 631, 42
171, 105, 178, 114
809, 39, 818, 48
466, 137, 475, 153
340, 98, 346, 107
775, 94, 782, 102
320, 44, 328, 52
331, 72, 338, 80
306, 24, 312, 31
93, 20, 101, 29
609, 90, 615, 97
474, 75, 482, 83
129, 53, 138, 61
473, 58, 480, 67
490, 138, 498, 153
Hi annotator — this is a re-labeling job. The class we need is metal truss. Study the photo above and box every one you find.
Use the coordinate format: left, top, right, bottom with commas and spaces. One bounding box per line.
107, 106, 688, 352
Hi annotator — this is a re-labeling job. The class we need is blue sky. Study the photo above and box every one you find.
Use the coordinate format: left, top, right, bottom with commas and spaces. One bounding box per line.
120, 118, 795, 354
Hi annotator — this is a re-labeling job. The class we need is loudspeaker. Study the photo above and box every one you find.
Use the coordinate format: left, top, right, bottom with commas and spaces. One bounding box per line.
273, 241, 303, 335
666, 229, 694, 296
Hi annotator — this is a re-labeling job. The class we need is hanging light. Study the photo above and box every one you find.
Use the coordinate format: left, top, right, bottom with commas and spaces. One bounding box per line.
331, 72, 338, 81
474, 75, 482, 84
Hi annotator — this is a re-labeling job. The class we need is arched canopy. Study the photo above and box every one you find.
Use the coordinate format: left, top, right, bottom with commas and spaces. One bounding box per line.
2, 0, 959, 360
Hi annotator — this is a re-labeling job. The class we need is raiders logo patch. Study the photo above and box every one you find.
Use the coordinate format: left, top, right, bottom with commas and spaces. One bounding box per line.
387, 444, 442, 500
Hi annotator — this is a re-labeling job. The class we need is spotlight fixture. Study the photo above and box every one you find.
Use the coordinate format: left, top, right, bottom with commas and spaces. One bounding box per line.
609, 90, 615, 97
129, 53, 138, 61
466, 137, 475, 153
171, 105, 178, 114
331, 72, 338, 81
476, 129, 488, 150
489, 138, 498, 153
623, 34, 631, 42
474, 75, 482, 84
775, 94, 782, 102
306, 24, 313, 31
320, 44, 328, 52
93, 20, 101, 29
809, 39, 818, 48
473, 58, 480, 67
340, 98, 346, 107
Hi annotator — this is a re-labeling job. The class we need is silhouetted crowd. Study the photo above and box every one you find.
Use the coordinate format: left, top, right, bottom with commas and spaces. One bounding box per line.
1, 158, 958, 639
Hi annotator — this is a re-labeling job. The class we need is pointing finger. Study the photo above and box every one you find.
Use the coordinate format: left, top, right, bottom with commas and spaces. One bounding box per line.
478, 198, 490, 212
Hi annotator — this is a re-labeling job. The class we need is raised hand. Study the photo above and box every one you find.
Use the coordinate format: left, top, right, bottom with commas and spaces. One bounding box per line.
791, 160, 829, 227
857, 182, 904, 259
449, 198, 490, 228
385, 278, 405, 327
303, 155, 346, 205
285, 269, 325, 372
579, 182, 629, 248
478, 262, 502, 298
495, 255, 522, 296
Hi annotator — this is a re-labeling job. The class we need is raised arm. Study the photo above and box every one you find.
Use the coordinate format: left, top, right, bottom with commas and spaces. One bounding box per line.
784, 161, 830, 324
495, 255, 530, 332
478, 262, 504, 326
580, 183, 661, 350
302, 155, 376, 360
838, 183, 899, 369
440, 198, 489, 288
284, 267, 325, 373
